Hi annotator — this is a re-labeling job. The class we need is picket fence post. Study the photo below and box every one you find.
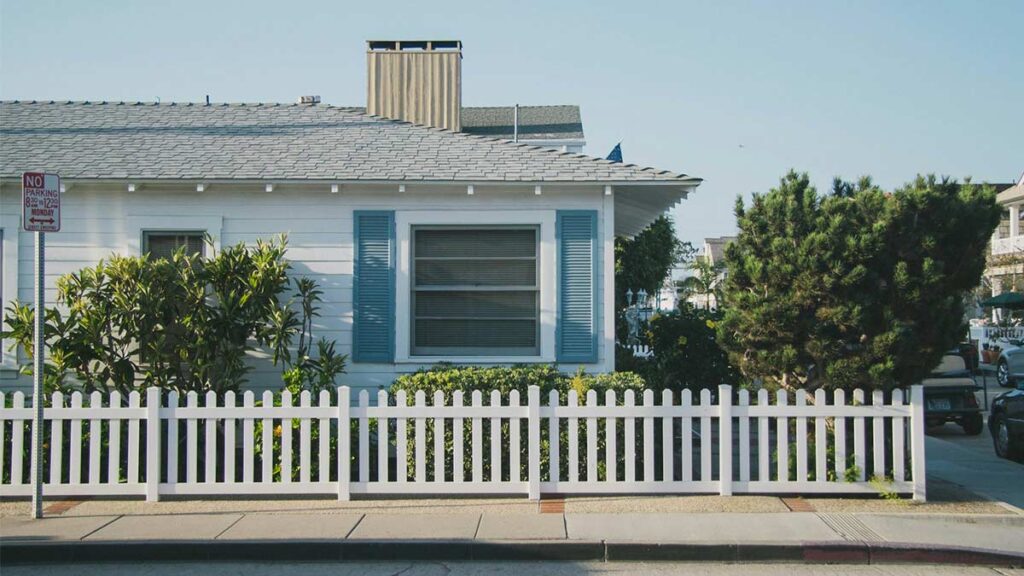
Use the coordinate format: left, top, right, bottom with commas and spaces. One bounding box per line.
338, 386, 351, 501
718, 385, 733, 496
527, 386, 540, 500
909, 385, 927, 502
145, 387, 162, 502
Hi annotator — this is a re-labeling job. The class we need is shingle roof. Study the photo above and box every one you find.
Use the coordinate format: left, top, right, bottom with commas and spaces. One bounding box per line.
0, 101, 695, 184
995, 178, 1024, 205
460, 105, 584, 141
703, 236, 736, 265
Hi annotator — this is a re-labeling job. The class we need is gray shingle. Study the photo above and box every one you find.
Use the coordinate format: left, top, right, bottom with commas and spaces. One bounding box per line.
460, 105, 584, 140
0, 101, 698, 184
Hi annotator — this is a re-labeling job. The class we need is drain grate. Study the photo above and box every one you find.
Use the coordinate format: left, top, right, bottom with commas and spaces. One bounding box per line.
817, 513, 885, 542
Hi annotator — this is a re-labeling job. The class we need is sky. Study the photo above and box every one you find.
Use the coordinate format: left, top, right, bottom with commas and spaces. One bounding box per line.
1, 0, 1021, 249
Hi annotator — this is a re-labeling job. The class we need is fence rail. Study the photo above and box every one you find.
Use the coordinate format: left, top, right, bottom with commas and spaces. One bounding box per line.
0, 385, 926, 501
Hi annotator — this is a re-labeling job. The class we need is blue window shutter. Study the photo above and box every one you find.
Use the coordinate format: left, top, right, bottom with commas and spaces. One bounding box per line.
353, 211, 395, 363
556, 210, 598, 363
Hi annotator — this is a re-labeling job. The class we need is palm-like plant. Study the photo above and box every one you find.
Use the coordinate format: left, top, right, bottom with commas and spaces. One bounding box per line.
676, 257, 725, 310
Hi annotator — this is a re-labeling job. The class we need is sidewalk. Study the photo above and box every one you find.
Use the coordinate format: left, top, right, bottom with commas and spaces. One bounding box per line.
3, 498, 1023, 566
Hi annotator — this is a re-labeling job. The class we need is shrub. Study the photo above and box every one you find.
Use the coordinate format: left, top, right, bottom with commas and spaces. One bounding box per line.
390, 364, 647, 482
1, 236, 345, 396
617, 307, 741, 393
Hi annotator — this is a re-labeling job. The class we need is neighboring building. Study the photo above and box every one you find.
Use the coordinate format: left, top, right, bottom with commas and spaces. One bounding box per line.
0, 40, 701, 393
984, 174, 1024, 303
702, 236, 734, 268
683, 236, 734, 310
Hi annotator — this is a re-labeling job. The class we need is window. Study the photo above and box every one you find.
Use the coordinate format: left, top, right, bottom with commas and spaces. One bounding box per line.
411, 227, 539, 356
142, 231, 205, 259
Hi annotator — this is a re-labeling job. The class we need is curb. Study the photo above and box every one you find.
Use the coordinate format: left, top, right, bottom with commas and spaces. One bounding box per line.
1, 539, 1022, 567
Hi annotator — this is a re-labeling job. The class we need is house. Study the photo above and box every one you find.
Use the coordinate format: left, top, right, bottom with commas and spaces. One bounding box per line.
0, 40, 701, 393
683, 236, 734, 310
986, 174, 1024, 293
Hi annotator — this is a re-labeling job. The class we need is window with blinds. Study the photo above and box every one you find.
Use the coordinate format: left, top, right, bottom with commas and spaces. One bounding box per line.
142, 231, 205, 260
412, 227, 539, 356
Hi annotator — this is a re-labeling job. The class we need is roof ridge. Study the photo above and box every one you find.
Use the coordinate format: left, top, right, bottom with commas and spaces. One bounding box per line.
462, 104, 579, 109
336, 106, 691, 180
0, 99, 325, 107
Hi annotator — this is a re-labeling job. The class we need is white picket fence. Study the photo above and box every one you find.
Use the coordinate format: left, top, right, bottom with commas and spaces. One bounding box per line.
0, 385, 926, 501
627, 344, 655, 359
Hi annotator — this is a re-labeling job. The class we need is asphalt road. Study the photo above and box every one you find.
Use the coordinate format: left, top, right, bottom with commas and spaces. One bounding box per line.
4, 562, 1023, 576
926, 396, 1023, 511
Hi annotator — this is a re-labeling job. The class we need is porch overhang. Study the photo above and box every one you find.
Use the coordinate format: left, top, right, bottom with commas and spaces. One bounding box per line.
613, 180, 702, 237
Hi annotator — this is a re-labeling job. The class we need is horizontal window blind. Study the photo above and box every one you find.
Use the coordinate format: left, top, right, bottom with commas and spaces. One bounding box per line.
143, 232, 205, 260
412, 227, 539, 356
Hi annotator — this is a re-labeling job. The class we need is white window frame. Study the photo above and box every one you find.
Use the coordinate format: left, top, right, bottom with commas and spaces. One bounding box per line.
126, 216, 223, 257
411, 225, 541, 357
142, 230, 209, 259
395, 210, 556, 363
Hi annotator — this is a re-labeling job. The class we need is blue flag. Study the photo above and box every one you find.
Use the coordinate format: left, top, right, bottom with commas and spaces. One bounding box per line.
606, 143, 622, 163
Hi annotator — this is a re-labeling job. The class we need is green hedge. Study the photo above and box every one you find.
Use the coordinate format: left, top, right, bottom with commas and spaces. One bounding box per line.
390, 364, 647, 482
391, 364, 645, 402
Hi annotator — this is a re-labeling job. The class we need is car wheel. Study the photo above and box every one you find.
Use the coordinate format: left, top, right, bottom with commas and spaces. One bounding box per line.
992, 414, 1022, 460
962, 414, 984, 436
997, 359, 1013, 388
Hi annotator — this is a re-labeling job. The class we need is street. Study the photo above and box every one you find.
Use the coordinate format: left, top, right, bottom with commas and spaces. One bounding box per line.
926, 376, 1023, 511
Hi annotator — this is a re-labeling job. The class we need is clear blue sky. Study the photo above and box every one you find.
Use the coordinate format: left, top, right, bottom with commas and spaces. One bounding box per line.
2, 0, 1021, 248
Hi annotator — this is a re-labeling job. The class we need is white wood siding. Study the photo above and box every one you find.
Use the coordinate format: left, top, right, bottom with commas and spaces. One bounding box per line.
0, 183, 612, 393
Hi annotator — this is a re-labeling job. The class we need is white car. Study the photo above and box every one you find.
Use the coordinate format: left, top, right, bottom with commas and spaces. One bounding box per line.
995, 339, 1024, 388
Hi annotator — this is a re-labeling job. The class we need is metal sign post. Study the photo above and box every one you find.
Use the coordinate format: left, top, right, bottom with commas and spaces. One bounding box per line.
22, 172, 61, 519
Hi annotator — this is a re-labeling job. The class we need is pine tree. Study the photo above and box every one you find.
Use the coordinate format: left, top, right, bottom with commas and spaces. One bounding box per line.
718, 171, 1000, 392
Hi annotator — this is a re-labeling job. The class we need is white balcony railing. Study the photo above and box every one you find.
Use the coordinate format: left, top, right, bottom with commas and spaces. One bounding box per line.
991, 235, 1024, 256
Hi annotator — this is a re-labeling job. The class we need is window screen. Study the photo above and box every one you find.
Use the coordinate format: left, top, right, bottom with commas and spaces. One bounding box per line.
142, 232, 205, 260
412, 227, 539, 356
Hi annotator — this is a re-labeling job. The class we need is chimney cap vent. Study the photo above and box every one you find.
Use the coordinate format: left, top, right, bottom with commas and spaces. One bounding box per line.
367, 40, 461, 52
297, 95, 321, 105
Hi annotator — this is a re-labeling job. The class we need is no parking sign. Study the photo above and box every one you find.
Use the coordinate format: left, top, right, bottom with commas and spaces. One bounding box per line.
22, 172, 61, 232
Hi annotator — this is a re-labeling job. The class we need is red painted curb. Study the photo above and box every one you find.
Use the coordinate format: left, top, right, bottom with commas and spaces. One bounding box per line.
866, 542, 1024, 567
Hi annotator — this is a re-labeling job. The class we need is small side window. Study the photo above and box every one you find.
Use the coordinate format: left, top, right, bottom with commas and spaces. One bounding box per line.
142, 231, 205, 260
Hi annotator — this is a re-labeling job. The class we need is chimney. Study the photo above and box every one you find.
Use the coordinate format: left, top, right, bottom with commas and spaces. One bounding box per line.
367, 40, 462, 131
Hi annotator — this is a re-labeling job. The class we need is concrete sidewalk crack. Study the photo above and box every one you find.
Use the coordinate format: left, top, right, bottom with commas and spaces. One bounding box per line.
344, 513, 365, 539
388, 563, 415, 576
213, 514, 245, 540
78, 514, 122, 540
472, 513, 482, 539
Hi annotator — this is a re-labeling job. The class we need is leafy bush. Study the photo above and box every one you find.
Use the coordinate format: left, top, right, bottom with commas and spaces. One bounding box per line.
390, 364, 646, 482
391, 364, 563, 399
2, 235, 345, 396
617, 307, 741, 393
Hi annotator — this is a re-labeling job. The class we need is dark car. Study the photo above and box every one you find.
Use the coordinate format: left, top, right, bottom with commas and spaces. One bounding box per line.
990, 382, 1024, 461
922, 354, 984, 435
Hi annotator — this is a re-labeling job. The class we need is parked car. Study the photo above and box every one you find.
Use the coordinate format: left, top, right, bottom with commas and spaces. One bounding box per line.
995, 339, 1024, 388
990, 383, 1024, 461
922, 354, 984, 435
